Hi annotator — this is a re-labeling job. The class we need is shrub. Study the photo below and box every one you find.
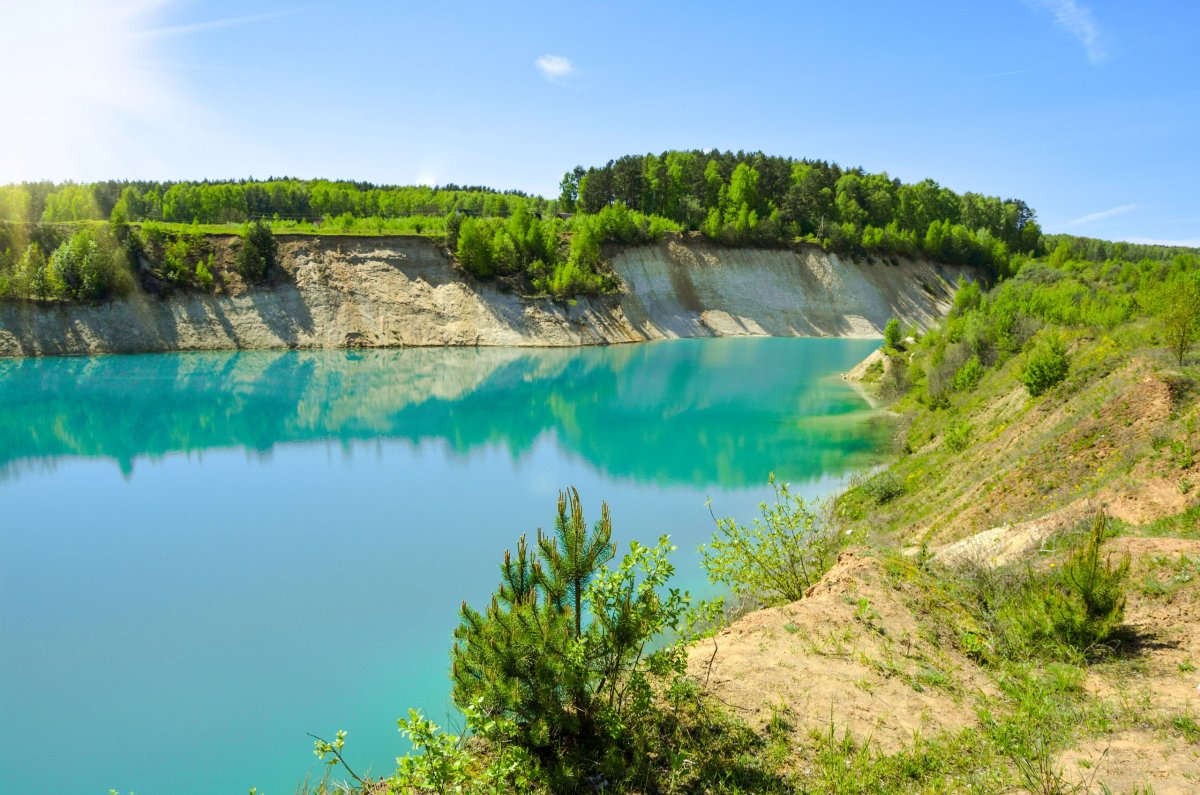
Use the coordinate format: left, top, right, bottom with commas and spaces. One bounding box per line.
952, 354, 984, 392
944, 421, 973, 453
235, 219, 277, 283
958, 513, 1130, 661
451, 488, 690, 780
47, 228, 130, 301
1160, 273, 1200, 365
950, 276, 982, 317
883, 317, 902, 349
195, 257, 214, 290
701, 473, 840, 604
18, 242, 50, 299
863, 471, 905, 504
1020, 334, 1069, 397
1048, 512, 1130, 648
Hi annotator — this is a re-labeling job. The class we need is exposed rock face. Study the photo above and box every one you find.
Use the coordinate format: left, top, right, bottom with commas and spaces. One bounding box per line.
0, 235, 980, 357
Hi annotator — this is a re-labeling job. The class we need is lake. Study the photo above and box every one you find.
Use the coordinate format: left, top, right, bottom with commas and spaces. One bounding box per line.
0, 338, 886, 794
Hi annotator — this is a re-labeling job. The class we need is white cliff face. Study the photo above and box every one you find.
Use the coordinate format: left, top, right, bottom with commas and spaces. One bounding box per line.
0, 234, 978, 357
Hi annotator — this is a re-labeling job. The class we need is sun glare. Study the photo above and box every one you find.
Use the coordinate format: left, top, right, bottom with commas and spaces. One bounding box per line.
0, 0, 188, 181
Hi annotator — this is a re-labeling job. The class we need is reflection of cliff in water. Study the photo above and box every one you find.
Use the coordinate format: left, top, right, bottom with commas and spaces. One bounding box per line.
0, 339, 888, 486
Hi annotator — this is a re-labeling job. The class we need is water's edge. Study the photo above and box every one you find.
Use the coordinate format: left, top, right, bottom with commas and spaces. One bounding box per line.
0, 236, 979, 357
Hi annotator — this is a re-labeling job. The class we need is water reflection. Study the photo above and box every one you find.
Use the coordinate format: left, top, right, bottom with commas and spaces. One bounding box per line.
0, 339, 888, 486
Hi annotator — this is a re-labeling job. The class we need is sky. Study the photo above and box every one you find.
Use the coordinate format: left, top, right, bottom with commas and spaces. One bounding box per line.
0, 0, 1197, 245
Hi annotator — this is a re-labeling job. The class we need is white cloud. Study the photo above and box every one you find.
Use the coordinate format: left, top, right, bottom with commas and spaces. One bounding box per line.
1125, 237, 1200, 249
535, 55, 573, 80
1029, 0, 1106, 64
138, 10, 297, 39
1066, 203, 1137, 226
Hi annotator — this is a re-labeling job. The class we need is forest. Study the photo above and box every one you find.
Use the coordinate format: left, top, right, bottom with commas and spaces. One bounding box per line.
0, 150, 1191, 303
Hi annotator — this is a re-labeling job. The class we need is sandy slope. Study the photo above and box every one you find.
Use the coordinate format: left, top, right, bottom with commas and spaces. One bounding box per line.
0, 235, 979, 357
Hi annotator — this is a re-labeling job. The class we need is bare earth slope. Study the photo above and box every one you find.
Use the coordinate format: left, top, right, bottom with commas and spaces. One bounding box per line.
0, 235, 978, 357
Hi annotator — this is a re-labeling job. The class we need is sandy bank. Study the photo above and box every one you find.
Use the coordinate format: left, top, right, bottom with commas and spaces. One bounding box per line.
0, 235, 980, 357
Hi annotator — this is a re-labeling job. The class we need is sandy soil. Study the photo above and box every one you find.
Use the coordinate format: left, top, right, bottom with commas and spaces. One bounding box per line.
0, 236, 980, 357
687, 552, 995, 754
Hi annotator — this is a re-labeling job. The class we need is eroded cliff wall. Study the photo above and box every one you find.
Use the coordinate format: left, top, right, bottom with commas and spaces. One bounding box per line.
0, 235, 979, 356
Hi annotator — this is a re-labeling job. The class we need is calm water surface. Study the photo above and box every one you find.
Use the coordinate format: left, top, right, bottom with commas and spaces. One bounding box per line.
0, 338, 886, 794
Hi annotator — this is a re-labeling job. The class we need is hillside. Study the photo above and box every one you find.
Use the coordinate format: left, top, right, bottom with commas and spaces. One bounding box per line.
684, 248, 1200, 792
0, 234, 977, 357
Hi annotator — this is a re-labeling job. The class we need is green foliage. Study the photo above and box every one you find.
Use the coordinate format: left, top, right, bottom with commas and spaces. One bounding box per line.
570, 150, 1042, 271
235, 220, 277, 283
956, 514, 1130, 662
18, 242, 50, 299
0, 186, 33, 222
451, 488, 692, 782
701, 473, 840, 604
862, 471, 905, 504
41, 184, 100, 222
162, 233, 209, 286
1049, 513, 1130, 648
943, 420, 973, 452
1020, 334, 1070, 397
1159, 272, 1200, 365
195, 257, 214, 291
952, 354, 984, 392
47, 228, 131, 301
950, 276, 982, 317
393, 708, 540, 794
883, 317, 902, 349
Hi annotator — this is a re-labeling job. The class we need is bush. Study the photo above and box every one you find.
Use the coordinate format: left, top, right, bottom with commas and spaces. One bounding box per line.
1020, 334, 1069, 397
47, 228, 130, 301
235, 219, 277, 283
883, 317, 902, 349
863, 471, 905, 504
701, 474, 840, 604
957, 513, 1130, 662
952, 354, 984, 392
1048, 513, 1130, 649
944, 420, 973, 452
451, 488, 690, 781
1160, 273, 1200, 365
195, 257, 214, 290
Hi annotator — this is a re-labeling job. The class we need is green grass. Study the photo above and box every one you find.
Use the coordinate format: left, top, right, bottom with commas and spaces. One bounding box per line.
141, 217, 446, 238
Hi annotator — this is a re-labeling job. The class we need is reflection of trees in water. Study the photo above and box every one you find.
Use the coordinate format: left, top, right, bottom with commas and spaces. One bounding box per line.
0, 339, 887, 486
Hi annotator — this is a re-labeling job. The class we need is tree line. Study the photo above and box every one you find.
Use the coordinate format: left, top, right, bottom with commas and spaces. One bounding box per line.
560, 150, 1045, 272
11, 152, 1193, 303
0, 179, 542, 226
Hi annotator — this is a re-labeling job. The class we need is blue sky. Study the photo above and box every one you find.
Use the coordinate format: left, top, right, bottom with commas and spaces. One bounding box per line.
1, 0, 1197, 245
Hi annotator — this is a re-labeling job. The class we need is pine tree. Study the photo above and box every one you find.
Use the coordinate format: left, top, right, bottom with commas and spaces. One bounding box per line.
451, 488, 613, 748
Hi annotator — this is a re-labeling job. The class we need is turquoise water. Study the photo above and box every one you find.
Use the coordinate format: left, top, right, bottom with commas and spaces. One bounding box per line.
0, 338, 886, 794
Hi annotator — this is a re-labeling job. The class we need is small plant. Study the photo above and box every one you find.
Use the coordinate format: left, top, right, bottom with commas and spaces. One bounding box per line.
236, 219, 278, 283
960, 631, 991, 663
1047, 512, 1130, 651
1020, 334, 1070, 397
883, 317, 903, 349
944, 421, 973, 453
311, 729, 367, 788
952, 354, 984, 392
1169, 439, 1194, 469
195, 256, 214, 290
863, 471, 905, 504
1172, 713, 1200, 743
393, 707, 539, 794
702, 474, 840, 604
